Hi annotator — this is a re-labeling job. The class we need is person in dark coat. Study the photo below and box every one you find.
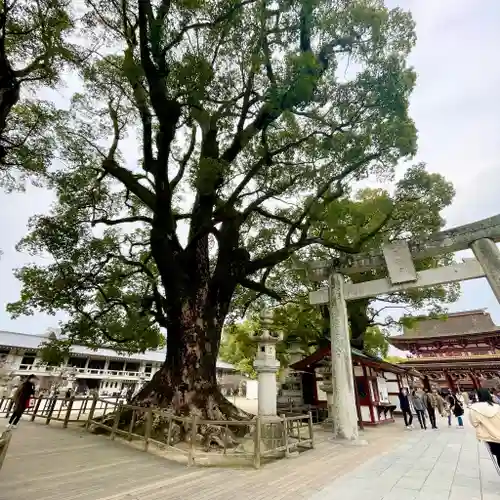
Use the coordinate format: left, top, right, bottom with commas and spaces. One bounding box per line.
449, 393, 465, 428
7, 375, 37, 429
399, 388, 413, 429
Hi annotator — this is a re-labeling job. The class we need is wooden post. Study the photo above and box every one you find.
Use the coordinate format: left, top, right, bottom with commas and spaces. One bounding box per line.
308, 411, 314, 448
63, 395, 75, 428
30, 396, 43, 422
45, 396, 57, 425
188, 415, 198, 467
281, 414, 289, 458
144, 408, 153, 452
85, 394, 98, 431
253, 416, 261, 469
82, 396, 89, 414
166, 416, 173, 447
111, 402, 122, 440
0, 430, 12, 471
127, 409, 136, 441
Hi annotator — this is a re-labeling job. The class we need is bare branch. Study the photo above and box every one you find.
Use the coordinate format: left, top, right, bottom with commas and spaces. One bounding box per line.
91, 216, 153, 227
171, 124, 196, 190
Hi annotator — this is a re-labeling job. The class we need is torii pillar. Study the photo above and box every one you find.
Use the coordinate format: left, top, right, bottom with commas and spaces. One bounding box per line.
471, 238, 500, 302
301, 214, 500, 441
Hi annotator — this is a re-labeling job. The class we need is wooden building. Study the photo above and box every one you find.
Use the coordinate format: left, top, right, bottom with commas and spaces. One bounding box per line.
289, 347, 419, 427
389, 310, 500, 391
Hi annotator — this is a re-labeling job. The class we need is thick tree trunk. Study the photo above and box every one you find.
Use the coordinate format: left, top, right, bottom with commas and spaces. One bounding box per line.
0, 60, 20, 161
347, 298, 371, 351
134, 295, 247, 421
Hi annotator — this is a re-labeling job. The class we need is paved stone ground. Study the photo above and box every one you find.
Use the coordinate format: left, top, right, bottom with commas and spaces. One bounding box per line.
1, 414, 498, 500
0, 417, 406, 500
310, 418, 500, 500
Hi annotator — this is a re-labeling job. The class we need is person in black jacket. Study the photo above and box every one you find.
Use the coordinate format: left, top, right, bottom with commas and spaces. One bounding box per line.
7, 375, 37, 429
449, 393, 465, 428
399, 388, 413, 429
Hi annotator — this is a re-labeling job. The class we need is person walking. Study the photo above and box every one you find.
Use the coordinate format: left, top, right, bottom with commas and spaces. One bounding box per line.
398, 388, 413, 429
6, 375, 37, 429
446, 393, 465, 428
469, 388, 500, 468
410, 389, 427, 429
444, 394, 453, 427
423, 387, 444, 429
452, 393, 465, 428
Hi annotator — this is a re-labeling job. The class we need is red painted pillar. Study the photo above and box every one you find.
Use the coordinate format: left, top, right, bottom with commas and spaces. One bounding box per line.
470, 372, 481, 390
362, 364, 375, 424
445, 372, 456, 392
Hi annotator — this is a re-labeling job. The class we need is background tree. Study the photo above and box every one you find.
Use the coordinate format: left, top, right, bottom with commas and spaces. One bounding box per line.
0, 0, 75, 190
9, 0, 426, 420
230, 166, 457, 357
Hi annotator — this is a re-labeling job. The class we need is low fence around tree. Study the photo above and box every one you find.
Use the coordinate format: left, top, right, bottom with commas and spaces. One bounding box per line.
0, 394, 120, 427
0, 429, 12, 471
0, 394, 314, 468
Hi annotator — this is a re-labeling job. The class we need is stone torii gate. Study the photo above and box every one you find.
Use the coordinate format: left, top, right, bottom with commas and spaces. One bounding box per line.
302, 214, 500, 441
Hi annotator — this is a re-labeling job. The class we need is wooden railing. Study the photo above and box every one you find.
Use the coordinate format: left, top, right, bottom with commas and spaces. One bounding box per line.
0, 429, 12, 471
0, 395, 119, 427
87, 398, 314, 469
0, 394, 314, 469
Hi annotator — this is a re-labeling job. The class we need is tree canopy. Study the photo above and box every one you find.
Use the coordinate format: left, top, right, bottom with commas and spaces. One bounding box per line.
6, 0, 453, 413
0, 0, 77, 190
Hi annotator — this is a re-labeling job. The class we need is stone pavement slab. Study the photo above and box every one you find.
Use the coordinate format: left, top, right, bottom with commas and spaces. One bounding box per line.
2, 414, 499, 500
309, 418, 500, 500
0, 417, 407, 500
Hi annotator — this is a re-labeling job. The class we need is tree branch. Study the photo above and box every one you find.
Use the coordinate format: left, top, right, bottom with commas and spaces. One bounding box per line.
238, 277, 281, 301
91, 216, 153, 227
170, 123, 196, 190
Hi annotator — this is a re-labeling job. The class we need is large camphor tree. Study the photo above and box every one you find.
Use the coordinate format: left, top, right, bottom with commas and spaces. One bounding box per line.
9, 0, 445, 420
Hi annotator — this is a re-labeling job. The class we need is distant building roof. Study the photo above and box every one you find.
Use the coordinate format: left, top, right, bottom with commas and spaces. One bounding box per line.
0, 330, 234, 370
391, 310, 498, 342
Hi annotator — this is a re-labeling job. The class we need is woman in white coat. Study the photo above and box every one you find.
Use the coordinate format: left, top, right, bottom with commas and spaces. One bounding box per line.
469, 388, 500, 468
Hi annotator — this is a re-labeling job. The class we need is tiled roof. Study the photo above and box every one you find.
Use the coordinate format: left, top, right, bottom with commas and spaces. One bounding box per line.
391, 310, 498, 341
0, 330, 234, 370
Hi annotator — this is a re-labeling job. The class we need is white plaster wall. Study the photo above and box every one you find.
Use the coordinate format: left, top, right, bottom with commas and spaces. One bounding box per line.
353, 366, 363, 377
316, 381, 326, 401
377, 377, 389, 403
389, 394, 400, 411
387, 381, 400, 393
360, 405, 371, 422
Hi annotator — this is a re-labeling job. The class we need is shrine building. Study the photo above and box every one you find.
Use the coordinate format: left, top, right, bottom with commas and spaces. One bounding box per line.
287, 347, 419, 427
389, 309, 500, 391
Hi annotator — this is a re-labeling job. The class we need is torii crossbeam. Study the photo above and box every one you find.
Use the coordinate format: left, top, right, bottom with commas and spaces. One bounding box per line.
300, 214, 500, 441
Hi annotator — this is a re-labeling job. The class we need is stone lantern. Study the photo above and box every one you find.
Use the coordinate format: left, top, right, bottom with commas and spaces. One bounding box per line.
317, 356, 334, 428
252, 309, 281, 417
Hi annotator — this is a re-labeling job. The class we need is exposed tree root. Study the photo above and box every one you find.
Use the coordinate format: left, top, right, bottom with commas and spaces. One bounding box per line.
92, 387, 254, 451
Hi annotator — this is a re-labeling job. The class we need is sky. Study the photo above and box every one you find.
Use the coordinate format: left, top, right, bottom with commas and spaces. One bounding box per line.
1, 0, 500, 335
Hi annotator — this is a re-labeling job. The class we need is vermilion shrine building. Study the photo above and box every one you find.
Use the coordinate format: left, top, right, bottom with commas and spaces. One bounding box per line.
288, 347, 419, 427
390, 310, 500, 391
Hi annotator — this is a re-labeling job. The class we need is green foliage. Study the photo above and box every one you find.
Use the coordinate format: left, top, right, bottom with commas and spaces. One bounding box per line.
219, 321, 258, 378
6, 0, 454, 370
384, 355, 407, 365
363, 327, 390, 358
0, 0, 77, 190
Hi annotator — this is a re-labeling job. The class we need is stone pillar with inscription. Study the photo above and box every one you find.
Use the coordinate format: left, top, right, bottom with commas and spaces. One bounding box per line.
329, 272, 359, 440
